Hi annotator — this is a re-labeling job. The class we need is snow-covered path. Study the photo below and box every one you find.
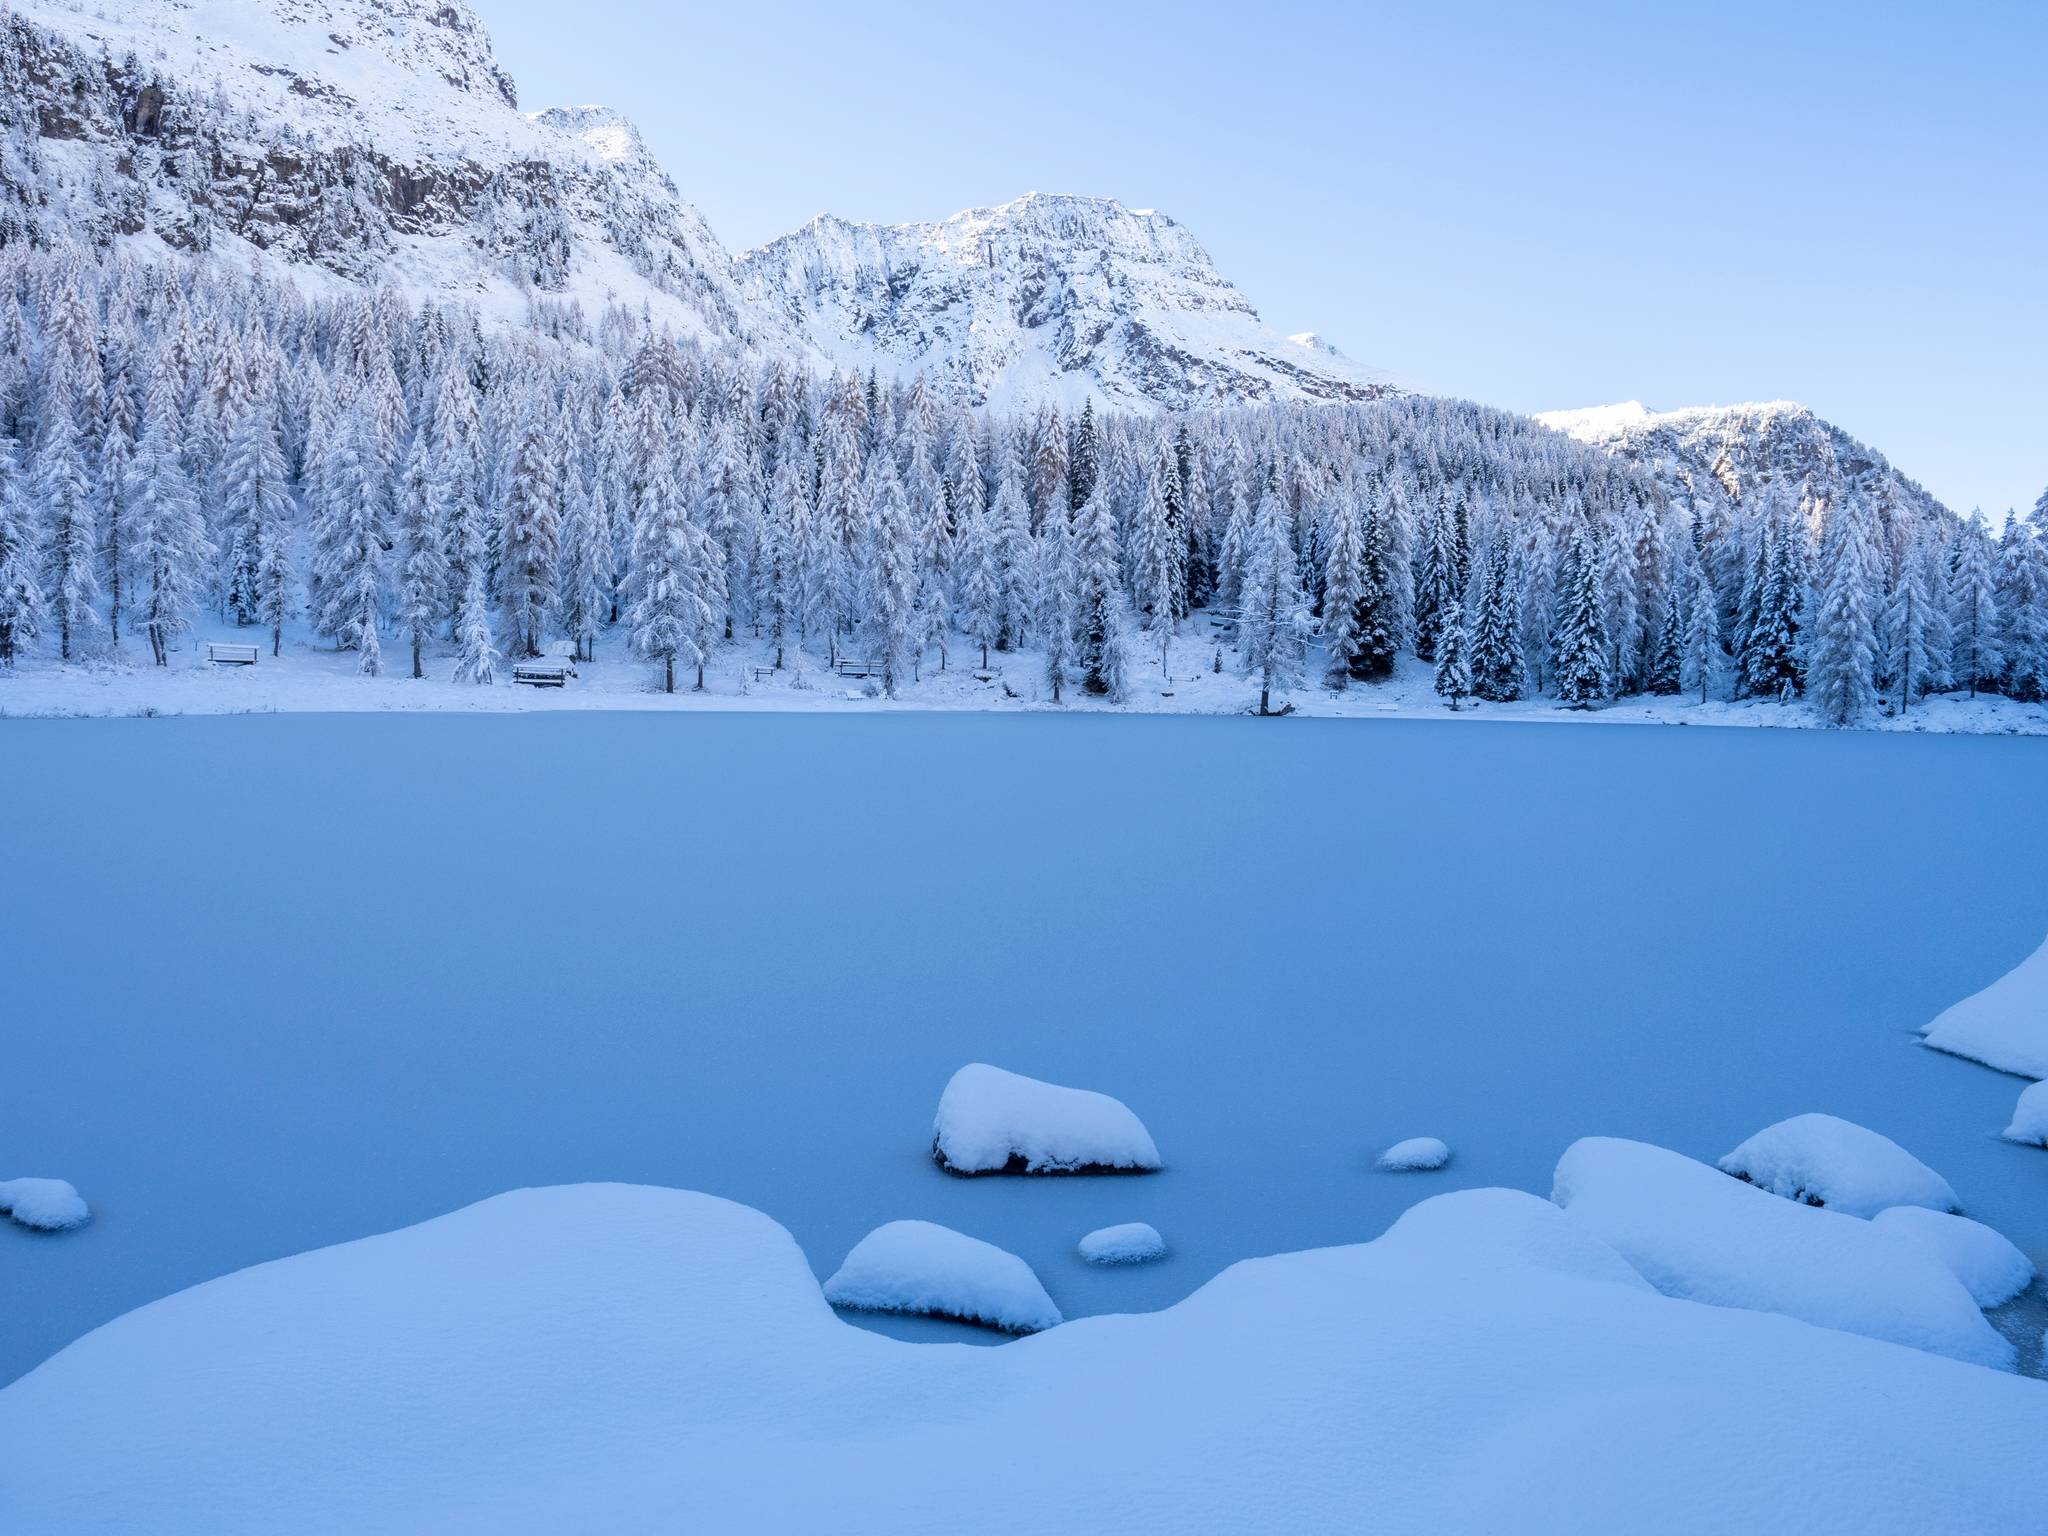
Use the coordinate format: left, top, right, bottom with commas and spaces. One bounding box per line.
3, 711, 2044, 1383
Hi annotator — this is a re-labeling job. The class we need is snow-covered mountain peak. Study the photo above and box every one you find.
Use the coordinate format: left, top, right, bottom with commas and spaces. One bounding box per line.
738, 191, 1391, 410
1288, 331, 1348, 359
529, 105, 648, 167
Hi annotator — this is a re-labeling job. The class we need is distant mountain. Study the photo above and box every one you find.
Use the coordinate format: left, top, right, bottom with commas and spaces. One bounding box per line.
737, 193, 1393, 412
1536, 400, 1953, 524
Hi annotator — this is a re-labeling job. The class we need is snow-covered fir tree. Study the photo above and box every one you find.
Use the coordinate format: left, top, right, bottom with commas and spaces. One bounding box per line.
0, 432, 45, 665
1238, 471, 1310, 715
1434, 597, 1471, 708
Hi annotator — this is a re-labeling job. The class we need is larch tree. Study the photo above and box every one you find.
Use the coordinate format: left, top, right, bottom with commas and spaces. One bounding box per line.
1071, 487, 1130, 701
219, 391, 294, 649
393, 430, 448, 679
1469, 528, 1526, 702
1551, 518, 1611, 708
1945, 513, 2000, 697
1319, 488, 1366, 688
36, 402, 99, 659
1681, 558, 1723, 704
1433, 596, 1472, 708
1805, 504, 1879, 726
124, 400, 211, 667
0, 433, 46, 665
1238, 472, 1310, 715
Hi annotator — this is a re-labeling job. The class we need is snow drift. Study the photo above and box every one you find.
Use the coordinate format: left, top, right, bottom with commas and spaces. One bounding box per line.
1077, 1222, 1167, 1265
0, 1178, 90, 1232
2004, 1079, 2048, 1147
931, 1063, 1161, 1174
1376, 1136, 1452, 1171
1717, 1113, 1956, 1217
822, 1219, 1062, 1334
1, 1183, 2041, 1534
1552, 1137, 2010, 1368
1921, 932, 2048, 1079
1869, 1207, 2035, 1309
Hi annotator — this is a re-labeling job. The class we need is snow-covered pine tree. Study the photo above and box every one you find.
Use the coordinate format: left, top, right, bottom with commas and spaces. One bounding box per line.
1946, 513, 2000, 697
96, 378, 137, 647
1598, 513, 1639, 694
309, 412, 390, 672
1434, 597, 1472, 708
497, 403, 563, 661
1071, 487, 1129, 700
1551, 518, 1611, 708
1238, 471, 1310, 715
1805, 503, 1879, 726
1133, 447, 1184, 679
124, 395, 210, 668
392, 430, 448, 679
1742, 495, 1805, 701
1412, 485, 1455, 663
1882, 533, 1952, 711
860, 455, 919, 696
754, 452, 803, 668
35, 401, 99, 659
1470, 526, 1525, 702
1681, 558, 1723, 704
990, 460, 1034, 651
1995, 515, 2048, 700
953, 476, 1002, 671
628, 448, 725, 693
218, 389, 294, 645
1647, 586, 1683, 695
0, 433, 45, 665
1037, 514, 1076, 703
1319, 487, 1366, 688
431, 362, 488, 630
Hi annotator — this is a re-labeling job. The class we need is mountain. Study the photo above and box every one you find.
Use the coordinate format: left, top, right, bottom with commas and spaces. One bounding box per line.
738, 193, 1391, 411
0, 0, 799, 352
1536, 400, 1953, 524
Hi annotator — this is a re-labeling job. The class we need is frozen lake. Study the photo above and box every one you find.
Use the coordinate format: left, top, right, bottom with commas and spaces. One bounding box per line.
5, 711, 2046, 1383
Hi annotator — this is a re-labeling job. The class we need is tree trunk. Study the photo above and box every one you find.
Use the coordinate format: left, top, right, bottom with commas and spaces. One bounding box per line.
412, 639, 423, 680
664, 654, 675, 694
1259, 685, 1271, 716
695, 659, 705, 692
272, 621, 282, 658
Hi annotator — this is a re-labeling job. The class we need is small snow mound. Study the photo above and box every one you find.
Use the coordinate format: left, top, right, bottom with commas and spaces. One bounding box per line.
1871, 1207, 2035, 1309
1717, 1113, 1955, 1218
0, 1177, 90, 1232
1552, 1137, 2009, 1368
2002, 1079, 2048, 1147
1921, 933, 2048, 1078
1375, 1136, 1450, 1171
931, 1063, 1161, 1175
1077, 1222, 1166, 1265
823, 1219, 1062, 1334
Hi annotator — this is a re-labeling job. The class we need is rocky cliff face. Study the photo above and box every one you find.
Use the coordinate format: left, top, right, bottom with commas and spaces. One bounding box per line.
0, 0, 793, 349
1537, 400, 1952, 523
739, 193, 1392, 412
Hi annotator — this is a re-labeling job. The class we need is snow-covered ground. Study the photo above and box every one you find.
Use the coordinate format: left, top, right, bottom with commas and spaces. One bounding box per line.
2, 1182, 2042, 1535
4, 710, 2046, 1392
3, 617, 2047, 732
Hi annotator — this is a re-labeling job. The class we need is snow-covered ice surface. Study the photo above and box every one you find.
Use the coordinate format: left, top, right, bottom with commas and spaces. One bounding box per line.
3, 1183, 2044, 1536
1870, 1207, 2036, 1309
1078, 1222, 1167, 1265
932, 1064, 1161, 1174
1552, 1138, 2009, 1367
1376, 1137, 1452, 1171
1717, 1113, 1956, 1217
5, 712, 2048, 1386
823, 1219, 1061, 1333
2006, 1079, 2048, 1146
0, 1179, 89, 1232
1922, 932, 2048, 1078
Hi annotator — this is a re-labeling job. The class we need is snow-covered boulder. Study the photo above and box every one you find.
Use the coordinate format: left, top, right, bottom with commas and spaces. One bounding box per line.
5, 1183, 2047, 1534
1870, 1207, 2035, 1309
931, 1063, 1161, 1175
1921, 933, 2048, 1078
1552, 1137, 2009, 1368
1716, 1113, 1956, 1217
1077, 1222, 1166, 1266
2002, 1078, 2048, 1147
0, 1177, 90, 1232
1375, 1136, 1451, 1171
823, 1219, 1062, 1334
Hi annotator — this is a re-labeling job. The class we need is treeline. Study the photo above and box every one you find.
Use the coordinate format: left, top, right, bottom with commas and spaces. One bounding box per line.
0, 242, 2040, 723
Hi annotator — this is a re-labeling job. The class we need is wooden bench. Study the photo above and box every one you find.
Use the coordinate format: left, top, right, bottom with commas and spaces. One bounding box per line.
833, 657, 883, 679
511, 662, 574, 688
750, 666, 775, 682
207, 643, 259, 667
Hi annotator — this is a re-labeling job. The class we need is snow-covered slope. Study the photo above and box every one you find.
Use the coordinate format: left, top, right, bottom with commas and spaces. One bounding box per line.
0, 0, 798, 348
739, 193, 1393, 411
1536, 400, 1953, 522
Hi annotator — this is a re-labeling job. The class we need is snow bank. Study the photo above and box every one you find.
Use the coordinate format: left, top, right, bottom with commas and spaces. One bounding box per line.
823, 1219, 1062, 1334
1716, 1113, 1956, 1217
1870, 1207, 2035, 1309
1552, 1138, 2010, 1368
0, 1178, 90, 1232
2, 1183, 2043, 1535
1921, 933, 2048, 1078
931, 1063, 1161, 1174
1375, 1136, 1451, 1171
2003, 1078, 2048, 1147
1077, 1222, 1166, 1265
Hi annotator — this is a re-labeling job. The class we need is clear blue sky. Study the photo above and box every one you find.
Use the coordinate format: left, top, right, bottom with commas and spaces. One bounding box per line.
476, 0, 2045, 516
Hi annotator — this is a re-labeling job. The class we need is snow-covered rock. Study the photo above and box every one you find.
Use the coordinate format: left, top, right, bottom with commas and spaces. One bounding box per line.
739, 193, 1393, 412
2003, 1078, 2048, 1146
1375, 1136, 1451, 1171
931, 1063, 1161, 1175
0, 1177, 90, 1232
822, 1219, 1062, 1334
1922, 933, 2048, 1079
1077, 1222, 1167, 1266
1552, 1137, 2009, 1368
1869, 1207, 2035, 1309
1717, 1113, 1956, 1217
4, 1183, 2044, 1534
